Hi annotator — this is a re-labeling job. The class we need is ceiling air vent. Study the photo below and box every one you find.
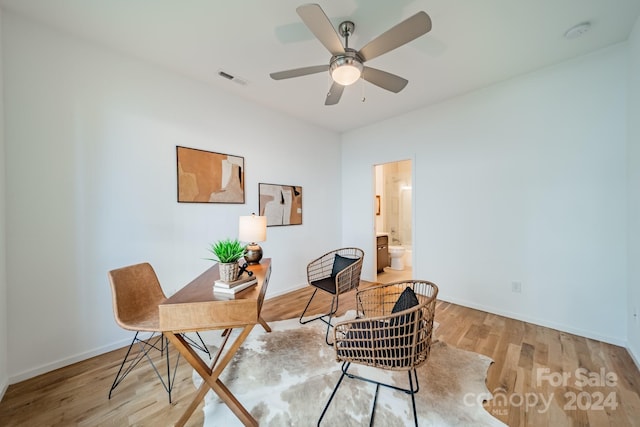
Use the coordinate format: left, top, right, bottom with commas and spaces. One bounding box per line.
217, 70, 248, 86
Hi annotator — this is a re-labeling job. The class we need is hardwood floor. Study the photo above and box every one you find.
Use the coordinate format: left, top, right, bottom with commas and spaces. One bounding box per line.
1, 282, 639, 426
376, 266, 413, 283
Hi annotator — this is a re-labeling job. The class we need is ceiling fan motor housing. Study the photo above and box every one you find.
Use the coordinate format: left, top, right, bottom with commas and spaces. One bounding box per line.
329, 49, 363, 76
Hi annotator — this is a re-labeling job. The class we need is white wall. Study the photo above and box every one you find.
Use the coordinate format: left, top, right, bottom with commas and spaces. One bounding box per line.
1, 7, 636, 388
628, 16, 640, 363
0, 7, 9, 399
2, 12, 341, 382
342, 44, 628, 345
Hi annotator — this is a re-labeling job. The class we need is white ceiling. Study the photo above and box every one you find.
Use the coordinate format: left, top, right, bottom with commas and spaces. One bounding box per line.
2, 0, 639, 133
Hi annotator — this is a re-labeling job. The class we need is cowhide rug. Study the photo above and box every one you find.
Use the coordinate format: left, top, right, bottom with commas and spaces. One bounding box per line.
194, 312, 506, 427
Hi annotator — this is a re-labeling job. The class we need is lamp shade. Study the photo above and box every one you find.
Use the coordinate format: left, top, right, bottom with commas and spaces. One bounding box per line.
239, 214, 267, 243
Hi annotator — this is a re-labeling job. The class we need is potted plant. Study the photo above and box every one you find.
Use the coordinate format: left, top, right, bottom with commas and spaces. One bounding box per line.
207, 238, 246, 282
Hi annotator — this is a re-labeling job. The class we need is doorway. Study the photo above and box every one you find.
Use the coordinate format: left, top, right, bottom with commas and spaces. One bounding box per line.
374, 160, 413, 282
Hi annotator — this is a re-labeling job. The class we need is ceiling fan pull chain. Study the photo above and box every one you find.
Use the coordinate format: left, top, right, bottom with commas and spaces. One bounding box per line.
361, 76, 366, 103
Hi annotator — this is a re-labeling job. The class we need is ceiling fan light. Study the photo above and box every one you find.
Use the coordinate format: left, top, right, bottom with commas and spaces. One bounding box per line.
330, 56, 363, 86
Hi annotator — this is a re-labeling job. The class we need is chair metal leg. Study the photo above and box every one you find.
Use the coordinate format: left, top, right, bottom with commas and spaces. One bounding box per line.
109, 332, 142, 399
408, 370, 418, 427
370, 383, 381, 427
108, 331, 180, 403
299, 289, 320, 323
182, 332, 212, 359
163, 335, 183, 403
321, 362, 420, 426
164, 336, 173, 403
323, 306, 335, 346
318, 362, 350, 426
299, 289, 339, 345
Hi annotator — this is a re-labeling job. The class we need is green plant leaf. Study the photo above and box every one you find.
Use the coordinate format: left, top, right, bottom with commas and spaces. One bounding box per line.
207, 238, 246, 263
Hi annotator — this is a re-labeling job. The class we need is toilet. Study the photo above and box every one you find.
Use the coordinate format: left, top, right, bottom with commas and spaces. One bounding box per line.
404, 246, 412, 268
388, 245, 406, 270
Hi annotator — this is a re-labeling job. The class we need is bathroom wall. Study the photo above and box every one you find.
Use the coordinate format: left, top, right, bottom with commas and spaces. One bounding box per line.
382, 160, 412, 246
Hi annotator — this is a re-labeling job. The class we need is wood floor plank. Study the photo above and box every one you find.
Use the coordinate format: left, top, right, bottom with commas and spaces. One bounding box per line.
1, 283, 639, 426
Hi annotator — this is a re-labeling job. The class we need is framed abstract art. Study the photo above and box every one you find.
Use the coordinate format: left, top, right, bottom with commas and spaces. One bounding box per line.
259, 183, 303, 226
176, 146, 245, 203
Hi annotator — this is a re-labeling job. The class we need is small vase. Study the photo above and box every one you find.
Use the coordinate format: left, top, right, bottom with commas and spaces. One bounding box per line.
219, 262, 239, 282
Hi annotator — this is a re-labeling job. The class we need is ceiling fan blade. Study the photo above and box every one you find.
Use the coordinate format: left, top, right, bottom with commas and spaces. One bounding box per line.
358, 11, 432, 62
362, 66, 408, 93
325, 81, 344, 105
296, 3, 344, 56
270, 65, 328, 80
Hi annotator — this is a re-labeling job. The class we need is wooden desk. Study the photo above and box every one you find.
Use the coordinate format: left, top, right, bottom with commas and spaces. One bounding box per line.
160, 259, 272, 427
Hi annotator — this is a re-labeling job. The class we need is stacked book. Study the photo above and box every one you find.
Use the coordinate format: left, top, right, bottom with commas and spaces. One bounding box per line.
213, 274, 258, 295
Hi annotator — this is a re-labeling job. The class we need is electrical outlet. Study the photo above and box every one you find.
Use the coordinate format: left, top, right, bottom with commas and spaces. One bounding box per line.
511, 281, 522, 293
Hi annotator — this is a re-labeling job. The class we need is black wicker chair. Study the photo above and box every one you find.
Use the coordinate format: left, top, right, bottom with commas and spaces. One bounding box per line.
299, 248, 364, 345
318, 280, 439, 426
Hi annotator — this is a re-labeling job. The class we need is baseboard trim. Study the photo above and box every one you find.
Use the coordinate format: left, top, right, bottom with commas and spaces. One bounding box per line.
0, 378, 8, 402
627, 343, 640, 371
271, 284, 627, 346
266, 283, 307, 299
8, 337, 131, 385
8, 287, 630, 385
438, 294, 627, 347
8, 285, 310, 385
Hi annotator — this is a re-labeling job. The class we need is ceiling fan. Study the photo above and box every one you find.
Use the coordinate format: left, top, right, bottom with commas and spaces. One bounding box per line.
270, 3, 432, 105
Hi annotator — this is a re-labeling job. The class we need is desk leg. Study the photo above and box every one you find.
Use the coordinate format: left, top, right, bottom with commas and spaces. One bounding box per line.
176, 380, 209, 426
175, 330, 231, 426
259, 317, 271, 333
166, 325, 257, 427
